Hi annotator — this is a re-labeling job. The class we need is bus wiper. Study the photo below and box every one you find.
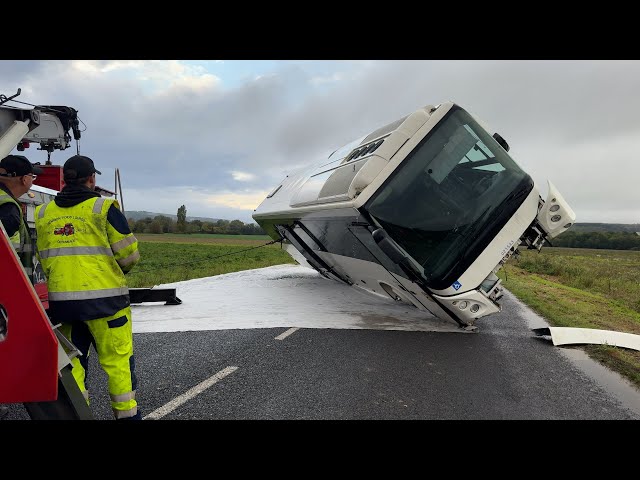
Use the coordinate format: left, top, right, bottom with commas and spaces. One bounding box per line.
463, 183, 530, 242
453, 206, 495, 264
461, 206, 492, 242
458, 186, 531, 262
503, 184, 531, 205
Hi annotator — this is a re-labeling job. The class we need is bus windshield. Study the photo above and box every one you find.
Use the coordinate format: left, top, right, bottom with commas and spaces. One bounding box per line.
365, 105, 533, 290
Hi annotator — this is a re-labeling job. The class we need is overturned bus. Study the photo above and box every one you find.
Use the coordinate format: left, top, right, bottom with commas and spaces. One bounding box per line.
252, 101, 575, 330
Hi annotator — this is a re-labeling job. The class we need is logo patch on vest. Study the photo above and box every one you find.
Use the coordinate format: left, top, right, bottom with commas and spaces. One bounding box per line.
54, 223, 75, 236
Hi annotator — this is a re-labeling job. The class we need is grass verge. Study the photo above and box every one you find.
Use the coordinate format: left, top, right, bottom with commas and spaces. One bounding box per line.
498, 265, 640, 389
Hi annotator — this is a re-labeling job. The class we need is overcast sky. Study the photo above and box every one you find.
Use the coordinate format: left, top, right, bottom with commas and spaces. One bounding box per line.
1, 60, 638, 224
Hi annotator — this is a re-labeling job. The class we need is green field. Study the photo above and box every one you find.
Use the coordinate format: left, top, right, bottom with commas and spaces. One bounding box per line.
510, 247, 640, 314
128, 235, 293, 287
135, 233, 272, 243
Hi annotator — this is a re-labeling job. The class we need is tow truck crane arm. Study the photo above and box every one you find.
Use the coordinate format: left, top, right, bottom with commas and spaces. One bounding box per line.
0, 88, 81, 161
0, 89, 93, 419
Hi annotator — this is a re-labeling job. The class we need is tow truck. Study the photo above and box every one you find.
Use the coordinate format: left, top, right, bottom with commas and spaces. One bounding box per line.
0, 88, 180, 420
0, 88, 95, 419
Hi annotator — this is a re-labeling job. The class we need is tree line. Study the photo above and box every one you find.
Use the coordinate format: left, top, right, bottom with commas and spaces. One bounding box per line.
549, 231, 640, 250
127, 204, 266, 235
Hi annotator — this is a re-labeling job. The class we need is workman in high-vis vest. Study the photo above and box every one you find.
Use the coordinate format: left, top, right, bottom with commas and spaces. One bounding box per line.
0, 154, 40, 280
0, 154, 42, 420
35, 155, 141, 420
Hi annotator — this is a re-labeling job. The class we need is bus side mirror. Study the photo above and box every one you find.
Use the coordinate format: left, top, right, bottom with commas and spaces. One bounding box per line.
493, 133, 509, 152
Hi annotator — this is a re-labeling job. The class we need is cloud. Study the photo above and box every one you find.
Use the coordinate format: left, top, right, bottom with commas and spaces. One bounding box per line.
310, 72, 343, 86
205, 190, 269, 210
230, 171, 257, 182
2, 60, 638, 224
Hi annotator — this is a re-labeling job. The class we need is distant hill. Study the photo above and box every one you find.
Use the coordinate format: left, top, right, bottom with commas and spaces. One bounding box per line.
125, 210, 221, 223
569, 223, 640, 233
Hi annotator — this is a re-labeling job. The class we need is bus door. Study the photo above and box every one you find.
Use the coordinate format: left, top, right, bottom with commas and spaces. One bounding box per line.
277, 222, 351, 285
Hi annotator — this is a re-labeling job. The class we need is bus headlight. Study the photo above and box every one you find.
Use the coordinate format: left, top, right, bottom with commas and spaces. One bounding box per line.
432, 289, 502, 324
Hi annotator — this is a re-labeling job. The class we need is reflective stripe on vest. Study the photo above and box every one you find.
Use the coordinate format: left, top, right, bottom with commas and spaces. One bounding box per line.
37, 202, 48, 218
117, 250, 140, 268
111, 235, 136, 253
93, 197, 106, 213
48, 286, 130, 301
38, 246, 114, 259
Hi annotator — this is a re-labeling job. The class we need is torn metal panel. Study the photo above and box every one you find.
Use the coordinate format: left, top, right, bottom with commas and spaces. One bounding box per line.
533, 327, 640, 352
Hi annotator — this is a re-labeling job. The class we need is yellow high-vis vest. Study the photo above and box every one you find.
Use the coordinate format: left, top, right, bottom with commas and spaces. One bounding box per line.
35, 196, 140, 322
0, 188, 33, 277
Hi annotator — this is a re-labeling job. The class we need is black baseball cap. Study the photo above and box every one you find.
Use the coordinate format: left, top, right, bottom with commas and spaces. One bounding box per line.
0, 155, 43, 177
63, 155, 102, 180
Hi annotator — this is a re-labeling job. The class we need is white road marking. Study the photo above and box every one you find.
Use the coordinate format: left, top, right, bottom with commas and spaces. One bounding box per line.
275, 327, 300, 340
143, 366, 238, 420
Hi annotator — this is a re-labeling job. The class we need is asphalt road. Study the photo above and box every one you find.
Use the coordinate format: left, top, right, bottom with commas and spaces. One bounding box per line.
4, 292, 639, 420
